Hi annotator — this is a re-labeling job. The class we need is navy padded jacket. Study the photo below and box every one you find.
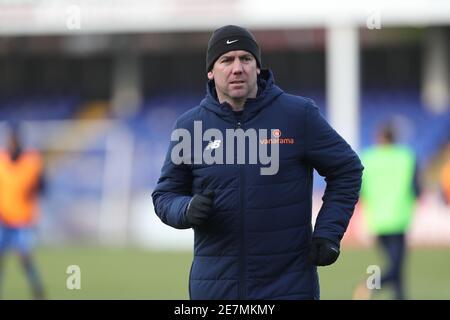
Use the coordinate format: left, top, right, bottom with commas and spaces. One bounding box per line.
152, 70, 363, 300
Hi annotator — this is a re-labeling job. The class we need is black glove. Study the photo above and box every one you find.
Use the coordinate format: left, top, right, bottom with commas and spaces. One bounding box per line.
308, 238, 340, 266
185, 190, 215, 227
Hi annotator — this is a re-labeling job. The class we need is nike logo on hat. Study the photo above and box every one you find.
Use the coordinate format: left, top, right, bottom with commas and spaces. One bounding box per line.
226, 39, 239, 44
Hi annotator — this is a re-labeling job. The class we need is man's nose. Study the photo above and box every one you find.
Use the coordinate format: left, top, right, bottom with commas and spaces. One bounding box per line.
231, 59, 243, 73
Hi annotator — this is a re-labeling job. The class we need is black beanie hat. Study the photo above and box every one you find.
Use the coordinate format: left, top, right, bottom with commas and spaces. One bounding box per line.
206, 25, 261, 73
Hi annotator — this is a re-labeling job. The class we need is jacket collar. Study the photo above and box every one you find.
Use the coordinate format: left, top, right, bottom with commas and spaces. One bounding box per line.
200, 69, 283, 124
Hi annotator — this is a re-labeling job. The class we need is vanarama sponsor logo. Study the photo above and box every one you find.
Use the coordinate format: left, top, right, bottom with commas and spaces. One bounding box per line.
260, 129, 295, 145
260, 138, 295, 144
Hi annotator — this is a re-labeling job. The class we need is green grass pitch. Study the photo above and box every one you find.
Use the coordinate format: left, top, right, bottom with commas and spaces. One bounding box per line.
2, 246, 450, 299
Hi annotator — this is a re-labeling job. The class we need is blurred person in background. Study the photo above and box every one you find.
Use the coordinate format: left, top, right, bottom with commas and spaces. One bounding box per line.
152, 25, 363, 300
0, 125, 45, 299
353, 123, 421, 300
440, 141, 450, 205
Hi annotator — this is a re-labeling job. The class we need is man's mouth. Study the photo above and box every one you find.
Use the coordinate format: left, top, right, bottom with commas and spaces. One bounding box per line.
230, 81, 245, 84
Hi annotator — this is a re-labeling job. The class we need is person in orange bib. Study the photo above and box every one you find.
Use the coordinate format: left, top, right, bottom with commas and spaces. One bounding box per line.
0, 126, 45, 299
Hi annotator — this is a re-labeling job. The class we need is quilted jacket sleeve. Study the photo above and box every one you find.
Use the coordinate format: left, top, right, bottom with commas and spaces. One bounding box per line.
151, 121, 193, 229
304, 100, 364, 245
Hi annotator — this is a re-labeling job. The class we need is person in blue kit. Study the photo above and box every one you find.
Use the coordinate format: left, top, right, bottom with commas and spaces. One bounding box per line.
152, 25, 363, 300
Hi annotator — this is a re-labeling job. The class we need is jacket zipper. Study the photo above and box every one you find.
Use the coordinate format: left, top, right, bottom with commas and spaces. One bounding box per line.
237, 120, 246, 299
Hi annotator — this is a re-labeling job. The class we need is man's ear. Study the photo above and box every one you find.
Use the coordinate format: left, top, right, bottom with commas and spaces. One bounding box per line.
207, 71, 214, 80
257, 68, 261, 75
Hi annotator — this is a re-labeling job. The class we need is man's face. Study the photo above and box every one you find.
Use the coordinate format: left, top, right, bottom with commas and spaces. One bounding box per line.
207, 50, 260, 104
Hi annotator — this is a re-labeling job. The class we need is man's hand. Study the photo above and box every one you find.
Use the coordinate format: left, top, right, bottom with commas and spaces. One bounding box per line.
185, 190, 215, 227
308, 238, 340, 266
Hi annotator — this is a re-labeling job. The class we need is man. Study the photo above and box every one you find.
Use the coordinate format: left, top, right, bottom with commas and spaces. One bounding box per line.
152, 25, 363, 299
0, 126, 45, 299
354, 124, 420, 300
